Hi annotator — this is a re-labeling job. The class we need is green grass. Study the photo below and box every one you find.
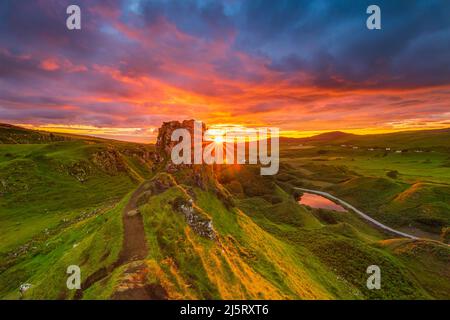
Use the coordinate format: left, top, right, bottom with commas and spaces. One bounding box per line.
333, 151, 450, 184
0, 134, 152, 299
278, 139, 450, 236
378, 239, 450, 299
0, 140, 152, 254
0, 193, 129, 299
137, 172, 369, 299
1, 125, 449, 300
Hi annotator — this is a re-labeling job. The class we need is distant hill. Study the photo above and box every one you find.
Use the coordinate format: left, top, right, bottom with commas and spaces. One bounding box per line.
285, 128, 450, 148
0, 123, 141, 145
355, 128, 450, 148
0, 123, 72, 144
297, 131, 356, 142
4, 123, 449, 149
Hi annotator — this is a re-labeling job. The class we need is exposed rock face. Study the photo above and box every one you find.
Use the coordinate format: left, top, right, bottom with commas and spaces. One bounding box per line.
140, 173, 216, 240
122, 147, 152, 163
92, 148, 127, 174
153, 120, 234, 212
150, 173, 177, 195
173, 197, 216, 240
149, 120, 229, 240
68, 161, 91, 182
112, 261, 168, 300
19, 283, 32, 297
156, 120, 197, 155
155, 120, 206, 166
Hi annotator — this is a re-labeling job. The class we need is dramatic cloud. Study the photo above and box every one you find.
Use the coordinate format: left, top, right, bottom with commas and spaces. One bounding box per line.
0, 0, 449, 141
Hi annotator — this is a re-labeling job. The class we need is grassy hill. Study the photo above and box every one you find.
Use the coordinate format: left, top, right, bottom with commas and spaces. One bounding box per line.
0, 124, 449, 300
279, 127, 450, 237
0, 126, 154, 298
289, 128, 450, 149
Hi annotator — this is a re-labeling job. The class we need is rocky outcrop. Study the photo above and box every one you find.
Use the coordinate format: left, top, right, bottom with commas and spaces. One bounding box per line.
68, 161, 91, 182
155, 120, 206, 171
122, 147, 154, 171
149, 173, 177, 195
156, 120, 204, 157
153, 120, 235, 210
112, 261, 168, 300
92, 148, 127, 175
172, 197, 216, 240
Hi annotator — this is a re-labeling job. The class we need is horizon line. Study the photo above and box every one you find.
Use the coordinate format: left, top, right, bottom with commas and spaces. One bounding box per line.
2, 122, 450, 144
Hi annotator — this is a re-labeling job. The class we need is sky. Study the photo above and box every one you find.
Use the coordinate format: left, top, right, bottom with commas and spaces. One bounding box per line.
0, 0, 449, 143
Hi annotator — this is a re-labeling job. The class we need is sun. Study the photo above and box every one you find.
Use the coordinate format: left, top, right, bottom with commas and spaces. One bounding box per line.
214, 135, 224, 144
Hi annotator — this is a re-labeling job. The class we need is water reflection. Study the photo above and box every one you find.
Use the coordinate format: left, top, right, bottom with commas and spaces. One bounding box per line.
298, 193, 346, 212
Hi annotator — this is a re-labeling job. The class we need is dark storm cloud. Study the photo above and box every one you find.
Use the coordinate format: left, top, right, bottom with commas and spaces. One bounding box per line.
234, 0, 450, 88
1, 0, 449, 89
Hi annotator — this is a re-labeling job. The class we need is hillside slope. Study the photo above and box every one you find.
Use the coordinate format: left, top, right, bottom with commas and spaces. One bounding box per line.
0, 127, 154, 298
291, 128, 450, 148
1, 123, 449, 300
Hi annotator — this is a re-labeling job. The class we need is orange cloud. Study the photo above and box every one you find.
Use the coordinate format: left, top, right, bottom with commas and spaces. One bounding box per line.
39, 59, 59, 71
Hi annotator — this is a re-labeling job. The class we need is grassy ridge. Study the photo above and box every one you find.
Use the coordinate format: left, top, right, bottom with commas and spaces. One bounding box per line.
128, 165, 450, 300
0, 140, 153, 253
138, 173, 353, 299
0, 128, 153, 298
1, 125, 449, 299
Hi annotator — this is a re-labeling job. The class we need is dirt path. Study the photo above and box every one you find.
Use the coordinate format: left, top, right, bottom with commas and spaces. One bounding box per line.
117, 183, 149, 264
76, 182, 167, 300
110, 182, 156, 300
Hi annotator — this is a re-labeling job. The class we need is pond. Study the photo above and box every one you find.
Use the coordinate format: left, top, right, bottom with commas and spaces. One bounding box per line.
298, 193, 347, 212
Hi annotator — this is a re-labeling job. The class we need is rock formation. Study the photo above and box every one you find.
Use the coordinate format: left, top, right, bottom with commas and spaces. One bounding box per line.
156, 120, 204, 156
155, 120, 206, 168
172, 196, 216, 240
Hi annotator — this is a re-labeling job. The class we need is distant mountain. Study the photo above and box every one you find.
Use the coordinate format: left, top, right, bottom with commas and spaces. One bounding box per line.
283, 128, 450, 148
300, 131, 356, 142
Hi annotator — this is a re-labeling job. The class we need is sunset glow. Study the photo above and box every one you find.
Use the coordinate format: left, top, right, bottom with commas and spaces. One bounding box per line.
1, 1, 449, 142
1, 1, 449, 303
